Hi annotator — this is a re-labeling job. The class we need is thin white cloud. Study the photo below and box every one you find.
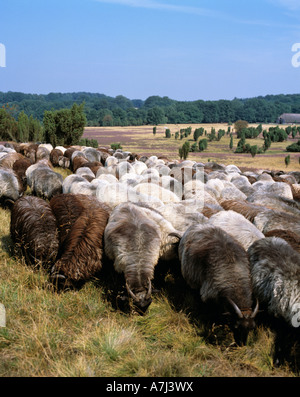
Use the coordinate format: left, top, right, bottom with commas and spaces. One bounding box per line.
94, 0, 300, 29
93, 0, 218, 17
270, 0, 300, 10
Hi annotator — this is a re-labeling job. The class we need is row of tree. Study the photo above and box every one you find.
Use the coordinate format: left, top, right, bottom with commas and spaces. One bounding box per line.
2, 91, 300, 126
0, 103, 86, 146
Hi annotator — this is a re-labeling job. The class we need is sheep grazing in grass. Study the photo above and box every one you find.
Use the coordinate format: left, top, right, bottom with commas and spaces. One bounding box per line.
50, 194, 110, 289
10, 196, 59, 268
248, 237, 300, 367
179, 224, 258, 345
104, 202, 181, 312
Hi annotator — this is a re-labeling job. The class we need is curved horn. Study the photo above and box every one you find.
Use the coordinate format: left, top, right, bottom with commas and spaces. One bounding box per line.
227, 298, 243, 319
145, 278, 152, 300
251, 299, 259, 318
126, 282, 137, 300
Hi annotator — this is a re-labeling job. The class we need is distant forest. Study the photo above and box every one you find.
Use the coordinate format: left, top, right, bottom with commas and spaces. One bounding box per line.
1, 91, 300, 126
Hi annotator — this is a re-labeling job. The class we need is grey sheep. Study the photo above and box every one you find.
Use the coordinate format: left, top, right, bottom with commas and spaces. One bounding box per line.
179, 224, 259, 345
248, 237, 300, 366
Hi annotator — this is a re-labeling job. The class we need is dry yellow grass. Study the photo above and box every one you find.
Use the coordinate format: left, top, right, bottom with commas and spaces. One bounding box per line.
84, 123, 300, 172
0, 158, 298, 378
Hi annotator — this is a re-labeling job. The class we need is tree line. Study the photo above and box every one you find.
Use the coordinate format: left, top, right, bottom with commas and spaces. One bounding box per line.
1, 91, 300, 126
0, 103, 86, 147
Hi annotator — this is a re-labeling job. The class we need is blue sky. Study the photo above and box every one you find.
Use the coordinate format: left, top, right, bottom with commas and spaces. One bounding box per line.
1, 0, 300, 101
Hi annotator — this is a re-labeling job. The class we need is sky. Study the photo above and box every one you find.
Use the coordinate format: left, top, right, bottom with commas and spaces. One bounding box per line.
1, 0, 300, 101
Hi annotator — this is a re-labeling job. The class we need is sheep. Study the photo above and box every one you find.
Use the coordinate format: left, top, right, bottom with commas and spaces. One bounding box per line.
208, 210, 265, 251
253, 209, 300, 237
264, 229, 300, 253
77, 161, 103, 176
50, 148, 64, 167
58, 156, 71, 169
179, 224, 259, 345
19, 143, 38, 163
183, 180, 219, 207
252, 181, 293, 200
75, 166, 96, 180
25, 161, 53, 188
36, 146, 50, 162
0, 168, 23, 206
82, 147, 101, 163
54, 145, 66, 154
72, 155, 89, 172
157, 202, 208, 233
104, 202, 181, 312
39, 143, 53, 153
63, 174, 96, 196
131, 160, 148, 175
12, 157, 32, 194
160, 175, 183, 199
50, 194, 110, 289
29, 166, 63, 200
247, 192, 300, 217
0, 152, 24, 169
63, 174, 86, 194
248, 237, 300, 366
133, 182, 180, 203
96, 182, 163, 209
220, 199, 267, 223
10, 196, 59, 268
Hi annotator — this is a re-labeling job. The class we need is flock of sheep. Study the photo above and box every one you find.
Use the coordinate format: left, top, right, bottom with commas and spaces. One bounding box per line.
0, 141, 299, 369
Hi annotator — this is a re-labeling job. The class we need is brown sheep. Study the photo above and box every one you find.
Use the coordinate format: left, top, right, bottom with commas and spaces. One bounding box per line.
50, 148, 64, 167
220, 199, 268, 223
20, 143, 38, 163
264, 229, 300, 253
12, 157, 32, 194
10, 196, 59, 268
0, 152, 24, 169
72, 156, 89, 172
63, 147, 77, 160
49, 194, 110, 289
77, 161, 103, 176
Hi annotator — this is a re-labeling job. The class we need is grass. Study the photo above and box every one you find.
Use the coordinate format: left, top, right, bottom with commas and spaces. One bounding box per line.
0, 161, 298, 378
84, 123, 300, 172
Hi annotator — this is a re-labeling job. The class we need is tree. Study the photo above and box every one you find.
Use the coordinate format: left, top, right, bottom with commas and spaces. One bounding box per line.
165, 128, 171, 138
68, 103, 86, 145
229, 134, 233, 150
285, 155, 291, 167
193, 127, 204, 141
286, 140, 300, 152
17, 111, 29, 142
234, 120, 248, 135
0, 108, 18, 141
146, 107, 166, 125
43, 103, 86, 146
29, 115, 44, 142
250, 145, 258, 157
43, 110, 57, 146
179, 141, 190, 160
199, 138, 208, 152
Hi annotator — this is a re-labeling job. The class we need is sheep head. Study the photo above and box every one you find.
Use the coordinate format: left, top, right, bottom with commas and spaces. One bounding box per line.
227, 298, 259, 345
126, 278, 152, 313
